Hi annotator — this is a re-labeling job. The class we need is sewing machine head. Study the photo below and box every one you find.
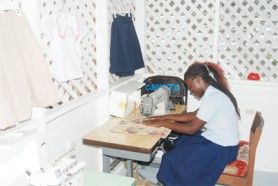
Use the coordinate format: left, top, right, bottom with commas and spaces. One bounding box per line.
141, 86, 173, 116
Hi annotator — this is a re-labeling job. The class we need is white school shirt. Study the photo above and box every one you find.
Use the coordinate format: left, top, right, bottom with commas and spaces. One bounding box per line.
197, 86, 240, 146
41, 11, 88, 82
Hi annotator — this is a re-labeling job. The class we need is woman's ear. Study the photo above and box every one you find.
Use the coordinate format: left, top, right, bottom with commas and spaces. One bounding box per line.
194, 76, 207, 87
194, 76, 202, 83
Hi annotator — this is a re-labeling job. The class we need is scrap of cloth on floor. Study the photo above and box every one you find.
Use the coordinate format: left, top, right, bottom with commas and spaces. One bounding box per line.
0, 11, 59, 130
109, 14, 145, 77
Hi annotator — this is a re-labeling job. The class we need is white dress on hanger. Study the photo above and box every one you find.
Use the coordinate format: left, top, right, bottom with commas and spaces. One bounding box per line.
41, 11, 89, 82
0, 11, 59, 130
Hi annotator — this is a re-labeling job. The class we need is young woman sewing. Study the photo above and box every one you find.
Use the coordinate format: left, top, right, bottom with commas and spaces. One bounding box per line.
144, 61, 241, 186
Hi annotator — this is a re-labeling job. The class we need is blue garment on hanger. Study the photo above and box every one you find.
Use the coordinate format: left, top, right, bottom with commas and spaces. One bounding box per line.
110, 14, 145, 77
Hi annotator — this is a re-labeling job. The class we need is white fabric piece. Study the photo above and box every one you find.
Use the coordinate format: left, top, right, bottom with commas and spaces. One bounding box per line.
197, 86, 240, 146
0, 11, 59, 130
41, 11, 88, 82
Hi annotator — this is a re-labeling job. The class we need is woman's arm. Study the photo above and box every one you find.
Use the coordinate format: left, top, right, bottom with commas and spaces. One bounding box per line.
147, 109, 198, 123
143, 114, 205, 135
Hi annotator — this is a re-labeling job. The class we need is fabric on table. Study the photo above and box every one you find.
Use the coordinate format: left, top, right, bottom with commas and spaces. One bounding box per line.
110, 14, 145, 77
157, 131, 238, 186
0, 11, 59, 130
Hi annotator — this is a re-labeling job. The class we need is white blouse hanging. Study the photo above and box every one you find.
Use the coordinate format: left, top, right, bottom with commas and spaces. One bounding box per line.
41, 11, 89, 82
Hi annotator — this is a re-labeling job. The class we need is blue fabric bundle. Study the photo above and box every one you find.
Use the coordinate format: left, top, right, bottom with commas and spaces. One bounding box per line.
110, 14, 145, 77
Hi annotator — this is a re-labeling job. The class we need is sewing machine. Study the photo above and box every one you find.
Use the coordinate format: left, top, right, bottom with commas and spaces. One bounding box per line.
139, 86, 182, 184
141, 86, 174, 116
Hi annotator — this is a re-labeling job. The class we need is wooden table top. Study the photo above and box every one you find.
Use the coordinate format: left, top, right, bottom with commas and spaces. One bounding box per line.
83, 105, 186, 154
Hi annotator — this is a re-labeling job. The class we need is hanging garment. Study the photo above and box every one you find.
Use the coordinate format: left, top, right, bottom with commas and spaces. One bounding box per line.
41, 11, 88, 82
110, 14, 145, 77
0, 11, 59, 130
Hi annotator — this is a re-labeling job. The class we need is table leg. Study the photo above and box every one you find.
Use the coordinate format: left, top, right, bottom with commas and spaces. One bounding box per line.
126, 159, 133, 177
103, 154, 111, 173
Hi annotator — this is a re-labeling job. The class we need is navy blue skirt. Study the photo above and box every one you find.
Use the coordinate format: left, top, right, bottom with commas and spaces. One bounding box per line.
157, 131, 238, 186
109, 14, 145, 77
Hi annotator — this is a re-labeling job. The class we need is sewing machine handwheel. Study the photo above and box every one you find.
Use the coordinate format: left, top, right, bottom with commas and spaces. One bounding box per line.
161, 138, 175, 153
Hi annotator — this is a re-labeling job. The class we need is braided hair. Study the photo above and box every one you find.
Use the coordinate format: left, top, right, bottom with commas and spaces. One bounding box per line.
184, 61, 241, 118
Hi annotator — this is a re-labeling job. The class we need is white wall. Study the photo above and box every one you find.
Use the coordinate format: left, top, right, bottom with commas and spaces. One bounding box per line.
45, 91, 109, 169
231, 80, 278, 173
0, 90, 109, 186
187, 80, 278, 173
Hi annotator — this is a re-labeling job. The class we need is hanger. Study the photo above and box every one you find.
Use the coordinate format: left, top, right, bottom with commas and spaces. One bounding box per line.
113, 11, 131, 18
112, 0, 131, 18
0, 0, 21, 16
58, 0, 66, 12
